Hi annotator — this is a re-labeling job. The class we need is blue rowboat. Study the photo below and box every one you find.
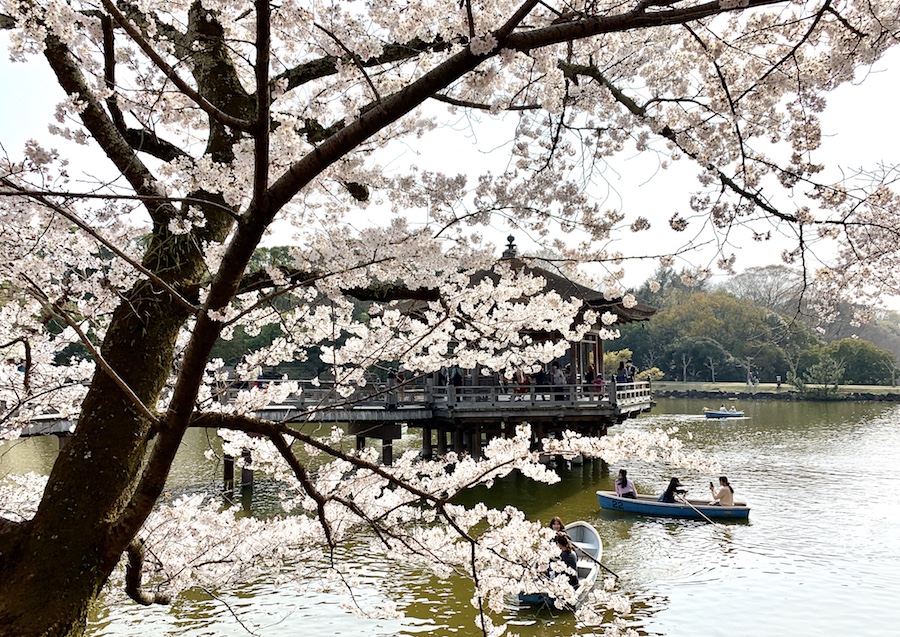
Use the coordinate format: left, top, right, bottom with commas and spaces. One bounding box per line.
517, 520, 602, 609
704, 408, 744, 419
597, 490, 751, 520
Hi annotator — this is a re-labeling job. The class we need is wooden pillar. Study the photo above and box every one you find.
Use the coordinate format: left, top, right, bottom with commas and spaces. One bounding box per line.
609, 379, 617, 407
240, 448, 254, 488
356, 435, 366, 452
472, 424, 482, 460
422, 425, 433, 460
224, 454, 235, 493
534, 423, 545, 451
55, 432, 71, 450
453, 427, 463, 454
597, 337, 604, 377
382, 439, 393, 465
571, 341, 580, 386
437, 428, 447, 455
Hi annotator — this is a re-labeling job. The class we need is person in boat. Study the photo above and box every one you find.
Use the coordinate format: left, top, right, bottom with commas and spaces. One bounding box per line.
549, 516, 566, 533
719, 404, 727, 411
658, 477, 687, 503
729, 405, 737, 412
709, 476, 735, 506
615, 468, 637, 499
552, 533, 579, 588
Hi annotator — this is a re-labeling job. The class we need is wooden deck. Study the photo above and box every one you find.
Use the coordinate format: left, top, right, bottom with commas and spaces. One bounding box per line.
254, 379, 653, 463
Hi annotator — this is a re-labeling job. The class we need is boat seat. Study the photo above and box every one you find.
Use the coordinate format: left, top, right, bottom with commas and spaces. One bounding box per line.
572, 540, 598, 553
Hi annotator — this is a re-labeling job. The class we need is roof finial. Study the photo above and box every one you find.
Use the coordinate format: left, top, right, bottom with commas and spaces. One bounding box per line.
502, 235, 517, 258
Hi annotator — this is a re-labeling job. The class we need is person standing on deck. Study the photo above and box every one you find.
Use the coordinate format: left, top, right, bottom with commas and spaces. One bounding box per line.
552, 362, 566, 401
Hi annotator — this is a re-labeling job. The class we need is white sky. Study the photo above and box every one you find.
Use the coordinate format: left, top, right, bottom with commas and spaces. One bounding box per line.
2, 35, 900, 294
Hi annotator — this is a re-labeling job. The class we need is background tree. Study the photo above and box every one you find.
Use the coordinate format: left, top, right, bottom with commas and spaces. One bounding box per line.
719, 265, 804, 317
3, 1, 900, 636
799, 356, 846, 398
822, 338, 896, 385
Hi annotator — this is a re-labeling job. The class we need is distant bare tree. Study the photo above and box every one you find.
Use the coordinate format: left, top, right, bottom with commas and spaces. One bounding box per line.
720, 266, 804, 317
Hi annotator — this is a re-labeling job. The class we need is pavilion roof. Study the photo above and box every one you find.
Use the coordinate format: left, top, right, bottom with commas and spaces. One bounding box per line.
471, 235, 656, 327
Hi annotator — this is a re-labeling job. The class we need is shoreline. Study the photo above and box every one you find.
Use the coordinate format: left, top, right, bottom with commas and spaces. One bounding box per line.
651, 383, 900, 402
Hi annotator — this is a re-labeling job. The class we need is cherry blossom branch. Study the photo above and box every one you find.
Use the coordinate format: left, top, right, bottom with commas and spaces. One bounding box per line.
314, 23, 382, 102
0, 178, 199, 314
41, 35, 177, 225
125, 538, 171, 606
429, 93, 540, 111
273, 37, 459, 94
189, 412, 526, 503
683, 24, 749, 178
98, 0, 254, 134
199, 587, 260, 637
464, 0, 476, 38
0, 337, 31, 390
99, 13, 126, 133
736, 0, 834, 103
0, 187, 240, 221
269, 433, 334, 547
559, 60, 796, 222
20, 277, 160, 425
228, 256, 432, 328
252, 0, 272, 213
96, 12, 189, 163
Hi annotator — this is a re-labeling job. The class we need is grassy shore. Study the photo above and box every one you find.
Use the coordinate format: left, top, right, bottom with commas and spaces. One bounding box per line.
652, 380, 900, 396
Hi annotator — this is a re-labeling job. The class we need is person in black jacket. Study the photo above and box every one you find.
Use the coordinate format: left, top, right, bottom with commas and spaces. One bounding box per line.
658, 477, 687, 503
552, 533, 579, 588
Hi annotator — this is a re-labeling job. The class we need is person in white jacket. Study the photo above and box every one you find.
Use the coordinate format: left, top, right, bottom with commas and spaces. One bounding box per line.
710, 476, 735, 506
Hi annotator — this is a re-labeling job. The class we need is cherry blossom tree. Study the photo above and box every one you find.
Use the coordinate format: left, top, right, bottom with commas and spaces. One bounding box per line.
1, 0, 899, 635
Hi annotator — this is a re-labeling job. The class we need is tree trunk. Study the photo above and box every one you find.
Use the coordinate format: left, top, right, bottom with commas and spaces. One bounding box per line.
0, 232, 206, 636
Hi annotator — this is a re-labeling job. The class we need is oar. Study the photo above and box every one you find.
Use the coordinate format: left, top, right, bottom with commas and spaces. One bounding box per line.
676, 494, 724, 528
573, 544, 620, 579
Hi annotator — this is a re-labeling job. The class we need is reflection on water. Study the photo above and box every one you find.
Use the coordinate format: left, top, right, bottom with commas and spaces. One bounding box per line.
3, 399, 900, 636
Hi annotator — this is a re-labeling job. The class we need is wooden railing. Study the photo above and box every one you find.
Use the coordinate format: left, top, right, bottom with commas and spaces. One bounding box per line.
237, 377, 652, 411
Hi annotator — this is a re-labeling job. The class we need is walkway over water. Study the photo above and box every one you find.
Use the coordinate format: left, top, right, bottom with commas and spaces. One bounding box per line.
255, 379, 653, 463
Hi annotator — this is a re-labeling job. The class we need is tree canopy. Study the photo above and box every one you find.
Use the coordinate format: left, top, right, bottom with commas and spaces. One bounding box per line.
2, 1, 900, 635
618, 270, 899, 384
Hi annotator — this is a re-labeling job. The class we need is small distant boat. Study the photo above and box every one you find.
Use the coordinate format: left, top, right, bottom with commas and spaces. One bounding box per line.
704, 408, 744, 419
597, 490, 751, 520
518, 520, 602, 609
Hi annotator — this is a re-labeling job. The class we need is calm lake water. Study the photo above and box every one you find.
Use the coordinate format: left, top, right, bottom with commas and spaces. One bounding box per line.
4, 398, 900, 636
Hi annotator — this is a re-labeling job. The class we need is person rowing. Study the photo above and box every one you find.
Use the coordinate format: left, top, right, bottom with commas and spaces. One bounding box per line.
658, 477, 687, 503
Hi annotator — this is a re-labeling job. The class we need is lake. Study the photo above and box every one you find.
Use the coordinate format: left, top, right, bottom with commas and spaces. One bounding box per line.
4, 397, 900, 636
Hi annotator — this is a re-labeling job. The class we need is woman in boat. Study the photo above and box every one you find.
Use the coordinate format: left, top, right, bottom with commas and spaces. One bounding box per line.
709, 476, 735, 506
658, 477, 687, 503
615, 469, 637, 498
549, 516, 566, 533
552, 533, 579, 588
